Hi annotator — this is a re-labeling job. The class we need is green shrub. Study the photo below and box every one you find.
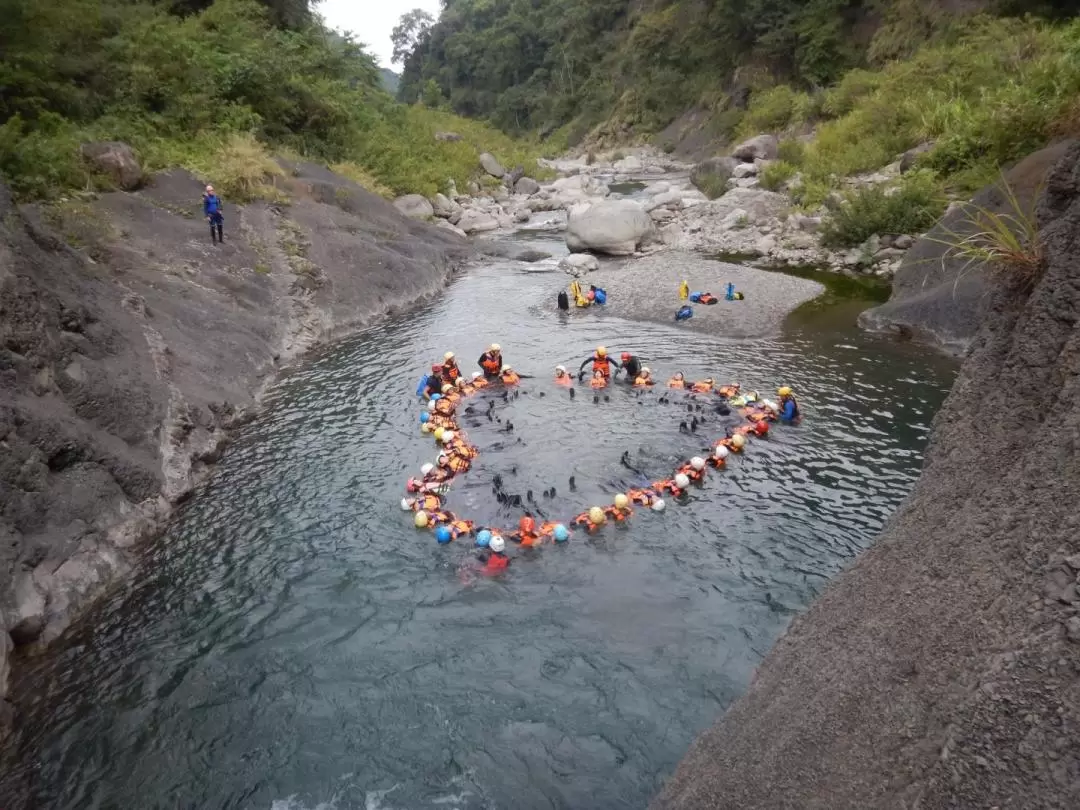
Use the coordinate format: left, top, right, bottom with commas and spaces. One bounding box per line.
736, 86, 802, 137
777, 138, 806, 166
696, 173, 729, 200
759, 161, 798, 191
821, 171, 946, 248
0, 114, 90, 199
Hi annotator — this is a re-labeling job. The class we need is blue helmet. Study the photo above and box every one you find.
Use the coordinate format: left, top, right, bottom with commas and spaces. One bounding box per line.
475, 529, 492, 548
420, 411, 430, 424
435, 526, 452, 544
431, 393, 442, 402
553, 524, 569, 543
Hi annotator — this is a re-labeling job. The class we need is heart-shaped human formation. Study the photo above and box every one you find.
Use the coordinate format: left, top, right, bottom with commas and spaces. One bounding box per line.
403, 349, 791, 559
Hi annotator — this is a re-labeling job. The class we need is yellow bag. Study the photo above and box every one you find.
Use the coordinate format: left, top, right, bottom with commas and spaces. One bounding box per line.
679, 280, 689, 300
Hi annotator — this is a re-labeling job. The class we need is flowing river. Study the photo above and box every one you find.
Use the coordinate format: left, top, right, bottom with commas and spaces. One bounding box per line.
0, 238, 957, 809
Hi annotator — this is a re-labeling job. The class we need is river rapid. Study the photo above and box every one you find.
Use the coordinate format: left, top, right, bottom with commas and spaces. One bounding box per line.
0, 237, 956, 809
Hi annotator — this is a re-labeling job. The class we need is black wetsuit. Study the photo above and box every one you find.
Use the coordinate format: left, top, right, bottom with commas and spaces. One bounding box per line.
621, 355, 642, 381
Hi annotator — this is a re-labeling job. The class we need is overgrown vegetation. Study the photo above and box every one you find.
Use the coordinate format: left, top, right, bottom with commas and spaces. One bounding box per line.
820, 171, 946, 247
0, 0, 549, 200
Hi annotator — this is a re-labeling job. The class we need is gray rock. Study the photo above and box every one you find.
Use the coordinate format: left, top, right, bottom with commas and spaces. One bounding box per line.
479, 152, 505, 179
690, 157, 738, 199
719, 208, 749, 230
733, 163, 760, 179
435, 131, 462, 142
457, 209, 500, 234
650, 208, 676, 223
900, 141, 935, 173
644, 181, 671, 195
9, 574, 46, 645
0, 631, 11, 704
431, 193, 454, 218
393, 194, 434, 220
732, 134, 779, 162
894, 234, 915, 250
860, 141, 1073, 354
734, 177, 760, 189
80, 141, 143, 190
515, 177, 540, 196
1067, 617, 1080, 643
566, 200, 655, 256
513, 208, 531, 223
559, 252, 600, 276
505, 165, 525, 187
514, 249, 552, 263
434, 219, 467, 238
614, 155, 643, 173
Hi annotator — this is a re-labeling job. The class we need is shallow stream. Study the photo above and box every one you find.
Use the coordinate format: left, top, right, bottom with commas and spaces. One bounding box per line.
0, 241, 957, 809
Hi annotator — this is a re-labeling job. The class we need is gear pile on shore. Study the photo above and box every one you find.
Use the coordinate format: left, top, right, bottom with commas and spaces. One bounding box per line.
402, 361, 788, 550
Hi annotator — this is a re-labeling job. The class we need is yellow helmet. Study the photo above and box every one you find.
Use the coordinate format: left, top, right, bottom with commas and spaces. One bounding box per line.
441, 384, 453, 394
778, 386, 793, 397
490, 343, 501, 352
443, 351, 455, 361
596, 346, 607, 357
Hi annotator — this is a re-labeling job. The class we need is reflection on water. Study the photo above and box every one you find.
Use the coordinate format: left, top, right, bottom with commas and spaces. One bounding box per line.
0, 253, 956, 810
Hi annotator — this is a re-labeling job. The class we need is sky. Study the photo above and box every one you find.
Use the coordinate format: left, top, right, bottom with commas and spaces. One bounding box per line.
318, 0, 444, 69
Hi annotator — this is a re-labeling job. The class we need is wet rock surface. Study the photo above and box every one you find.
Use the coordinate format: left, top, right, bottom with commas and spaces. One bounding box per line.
0, 163, 467, 714
652, 142, 1080, 810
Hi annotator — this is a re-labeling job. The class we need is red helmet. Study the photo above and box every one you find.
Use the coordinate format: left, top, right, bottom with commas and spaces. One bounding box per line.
431, 364, 441, 373
621, 352, 631, 361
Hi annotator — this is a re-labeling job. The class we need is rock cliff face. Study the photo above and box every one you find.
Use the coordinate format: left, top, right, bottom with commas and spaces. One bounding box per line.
0, 162, 466, 726
653, 141, 1080, 809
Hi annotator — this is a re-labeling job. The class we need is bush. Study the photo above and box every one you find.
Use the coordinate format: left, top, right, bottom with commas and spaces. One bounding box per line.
777, 138, 805, 166
759, 160, 798, 191
0, 114, 90, 199
736, 86, 804, 137
821, 171, 946, 247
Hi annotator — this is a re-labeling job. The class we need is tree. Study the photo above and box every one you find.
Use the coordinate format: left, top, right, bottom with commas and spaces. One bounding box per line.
391, 9, 434, 65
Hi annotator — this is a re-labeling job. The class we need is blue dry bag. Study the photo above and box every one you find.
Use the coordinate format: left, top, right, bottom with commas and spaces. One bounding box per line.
675, 305, 693, 321
593, 287, 607, 305
725, 282, 735, 301
416, 375, 428, 397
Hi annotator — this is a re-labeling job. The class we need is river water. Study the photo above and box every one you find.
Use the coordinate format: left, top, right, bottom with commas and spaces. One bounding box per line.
1, 238, 957, 810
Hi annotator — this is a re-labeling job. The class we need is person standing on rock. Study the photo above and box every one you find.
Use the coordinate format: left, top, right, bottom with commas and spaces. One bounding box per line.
202, 184, 224, 244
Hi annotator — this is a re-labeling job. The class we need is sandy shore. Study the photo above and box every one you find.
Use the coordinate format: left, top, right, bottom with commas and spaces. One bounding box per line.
565, 251, 824, 338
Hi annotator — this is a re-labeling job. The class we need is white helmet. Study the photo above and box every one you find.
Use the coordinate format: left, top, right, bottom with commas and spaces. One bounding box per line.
400, 498, 413, 511
651, 498, 666, 512
427, 399, 437, 412
502, 365, 512, 372
714, 445, 729, 460
642, 367, 651, 375
489, 535, 505, 553
442, 430, 455, 443
490, 343, 501, 352
690, 456, 706, 471
555, 365, 567, 374
472, 371, 483, 380
444, 351, 455, 361
420, 463, 434, 475
674, 473, 690, 489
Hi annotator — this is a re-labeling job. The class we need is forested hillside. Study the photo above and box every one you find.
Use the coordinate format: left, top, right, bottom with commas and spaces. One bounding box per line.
0, 0, 545, 199
399, 0, 1077, 146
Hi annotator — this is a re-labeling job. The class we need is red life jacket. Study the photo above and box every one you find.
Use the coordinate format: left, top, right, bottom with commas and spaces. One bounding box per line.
484, 553, 509, 572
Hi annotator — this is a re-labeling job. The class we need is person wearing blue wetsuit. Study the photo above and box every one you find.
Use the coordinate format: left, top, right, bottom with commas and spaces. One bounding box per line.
777, 386, 801, 423
203, 184, 224, 244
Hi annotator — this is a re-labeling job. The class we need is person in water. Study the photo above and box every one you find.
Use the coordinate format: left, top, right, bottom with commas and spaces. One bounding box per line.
478, 344, 503, 377
589, 369, 607, 389
554, 365, 573, 386
633, 367, 654, 387
578, 345, 620, 380
668, 371, 686, 389
422, 365, 444, 400
620, 352, 642, 381
478, 534, 510, 573
202, 185, 224, 244
691, 378, 715, 394
441, 352, 461, 383
500, 365, 520, 384
777, 386, 801, 423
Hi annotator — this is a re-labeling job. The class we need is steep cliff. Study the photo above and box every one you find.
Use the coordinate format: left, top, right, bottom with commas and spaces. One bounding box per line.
653, 141, 1080, 809
0, 162, 467, 726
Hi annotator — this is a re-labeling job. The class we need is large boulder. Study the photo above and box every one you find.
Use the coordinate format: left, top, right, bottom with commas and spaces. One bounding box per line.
80, 141, 143, 190
690, 157, 737, 199
515, 176, 540, 196
731, 134, 779, 162
899, 141, 935, 173
434, 219, 467, 238
566, 200, 655, 256
457, 209, 500, 234
479, 152, 505, 178
860, 141, 1073, 355
614, 155, 644, 173
505, 165, 525, 187
393, 194, 434, 220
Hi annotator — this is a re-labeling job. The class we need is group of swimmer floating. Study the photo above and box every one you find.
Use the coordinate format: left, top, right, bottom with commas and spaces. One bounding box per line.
407, 343, 802, 573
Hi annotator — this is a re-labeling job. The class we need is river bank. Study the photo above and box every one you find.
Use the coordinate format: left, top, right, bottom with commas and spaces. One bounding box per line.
0, 159, 469, 731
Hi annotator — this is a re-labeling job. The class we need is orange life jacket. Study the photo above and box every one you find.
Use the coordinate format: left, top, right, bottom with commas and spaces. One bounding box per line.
691, 381, 713, 394
430, 510, 455, 525
707, 455, 726, 469
434, 398, 455, 415
554, 374, 572, 387
667, 378, 685, 389
654, 479, 684, 497
592, 355, 613, 377
471, 377, 489, 389
538, 521, 561, 538
633, 376, 653, 387
604, 505, 632, 521
442, 362, 460, 382
414, 493, 443, 512
627, 488, 656, 505
429, 414, 456, 429
501, 371, 520, 385
484, 553, 509, 572
480, 353, 502, 375
441, 455, 470, 474
571, 511, 592, 527
448, 439, 478, 459
716, 385, 740, 398
590, 376, 607, 389
450, 519, 474, 539
678, 464, 704, 483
